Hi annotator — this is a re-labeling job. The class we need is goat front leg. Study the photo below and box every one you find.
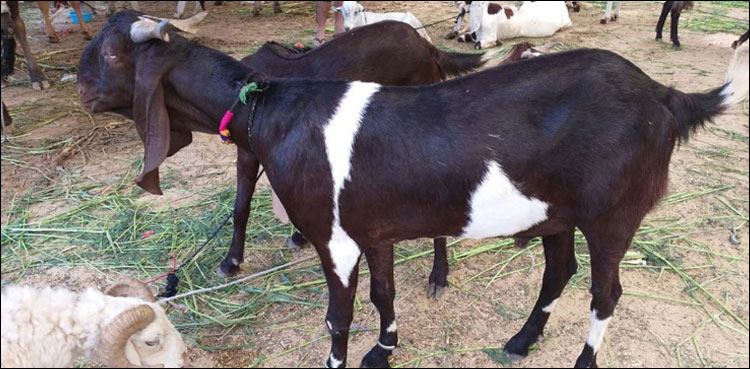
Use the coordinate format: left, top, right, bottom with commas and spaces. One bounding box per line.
323, 247, 361, 368
361, 245, 397, 368
669, 5, 682, 48
655, 1, 672, 41
10, 2, 48, 89
427, 237, 448, 299
600, 1, 612, 24
217, 149, 260, 277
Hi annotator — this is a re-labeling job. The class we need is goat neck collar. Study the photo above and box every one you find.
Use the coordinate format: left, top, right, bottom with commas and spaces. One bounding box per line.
218, 78, 263, 145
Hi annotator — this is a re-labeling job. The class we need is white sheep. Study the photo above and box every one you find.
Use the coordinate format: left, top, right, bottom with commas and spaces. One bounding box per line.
1, 278, 186, 368
334, 1, 432, 43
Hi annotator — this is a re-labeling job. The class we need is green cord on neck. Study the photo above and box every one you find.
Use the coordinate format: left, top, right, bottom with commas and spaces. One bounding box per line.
239, 82, 263, 105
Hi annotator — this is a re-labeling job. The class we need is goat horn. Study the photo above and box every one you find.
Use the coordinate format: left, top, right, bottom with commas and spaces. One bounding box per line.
130, 18, 169, 43
97, 305, 163, 368
139, 11, 208, 35
106, 278, 156, 303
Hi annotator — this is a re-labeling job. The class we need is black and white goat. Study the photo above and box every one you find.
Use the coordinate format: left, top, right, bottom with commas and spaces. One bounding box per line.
78, 11, 748, 368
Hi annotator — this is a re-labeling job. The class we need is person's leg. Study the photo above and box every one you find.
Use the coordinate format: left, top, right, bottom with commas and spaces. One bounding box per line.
314, 1, 330, 45
332, 1, 343, 35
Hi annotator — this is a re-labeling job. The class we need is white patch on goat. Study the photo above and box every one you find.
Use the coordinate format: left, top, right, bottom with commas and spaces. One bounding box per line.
461, 161, 548, 239
326, 320, 333, 331
328, 353, 343, 368
386, 320, 397, 333
542, 298, 559, 313
585, 309, 612, 354
323, 81, 381, 288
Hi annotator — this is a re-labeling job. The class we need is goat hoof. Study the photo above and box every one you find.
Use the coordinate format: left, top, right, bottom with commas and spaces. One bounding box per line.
457, 37, 465, 43
31, 80, 50, 90
611, 15, 618, 21
445, 31, 458, 40
600, 19, 607, 24
573, 5, 581, 12
217, 259, 241, 278
501, 349, 526, 364
655, 35, 662, 41
473, 42, 482, 50
361, 346, 392, 368
427, 282, 446, 299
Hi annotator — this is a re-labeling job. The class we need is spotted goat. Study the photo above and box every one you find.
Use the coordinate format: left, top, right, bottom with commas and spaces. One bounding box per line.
78, 11, 748, 368
457, 1, 572, 49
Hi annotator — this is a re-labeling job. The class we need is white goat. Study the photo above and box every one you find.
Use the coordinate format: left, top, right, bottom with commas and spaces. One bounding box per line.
1, 279, 186, 368
600, 1, 622, 24
460, 1, 572, 49
334, 1, 432, 43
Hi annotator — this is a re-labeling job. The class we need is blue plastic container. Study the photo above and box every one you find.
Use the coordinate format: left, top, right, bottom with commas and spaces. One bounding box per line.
69, 11, 93, 24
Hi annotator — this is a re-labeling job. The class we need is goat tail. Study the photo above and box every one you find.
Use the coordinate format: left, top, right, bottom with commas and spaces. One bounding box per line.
434, 48, 486, 78
666, 60, 747, 144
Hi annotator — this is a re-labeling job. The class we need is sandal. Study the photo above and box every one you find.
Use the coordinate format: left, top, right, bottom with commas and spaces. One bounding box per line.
313, 37, 325, 47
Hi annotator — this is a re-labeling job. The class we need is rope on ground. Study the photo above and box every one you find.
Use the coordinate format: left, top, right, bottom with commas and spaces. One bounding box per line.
158, 255, 317, 303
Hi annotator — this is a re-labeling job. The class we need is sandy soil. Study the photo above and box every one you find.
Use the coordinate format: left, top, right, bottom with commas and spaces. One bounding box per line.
1, 1, 748, 368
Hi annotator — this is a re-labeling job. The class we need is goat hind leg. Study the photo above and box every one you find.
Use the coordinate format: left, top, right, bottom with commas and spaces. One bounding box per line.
573, 231, 630, 368
70, 2, 93, 40
361, 245, 397, 368
670, 6, 682, 48
503, 229, 577, 361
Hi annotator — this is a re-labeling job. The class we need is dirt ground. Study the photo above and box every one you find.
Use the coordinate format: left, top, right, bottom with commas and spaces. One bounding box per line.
1, 1, 748, 368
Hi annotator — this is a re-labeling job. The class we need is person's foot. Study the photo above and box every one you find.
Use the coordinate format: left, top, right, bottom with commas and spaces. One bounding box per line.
313, 37, 324, 47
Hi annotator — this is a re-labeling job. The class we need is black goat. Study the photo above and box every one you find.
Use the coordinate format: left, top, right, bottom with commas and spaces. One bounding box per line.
78, 11, 746, 368
655, 1, 694, 48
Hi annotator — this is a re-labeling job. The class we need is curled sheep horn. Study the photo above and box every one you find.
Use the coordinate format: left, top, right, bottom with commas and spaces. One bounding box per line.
105, 278, 157, 303
130, 18, 170, 43
97, 304, 164, 368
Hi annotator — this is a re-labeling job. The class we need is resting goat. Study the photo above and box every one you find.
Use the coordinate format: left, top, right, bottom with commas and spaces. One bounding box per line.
334, 1, 432, 43
78, 11, 747, 368
458, 1, 572, 49
1, 278, 186, 368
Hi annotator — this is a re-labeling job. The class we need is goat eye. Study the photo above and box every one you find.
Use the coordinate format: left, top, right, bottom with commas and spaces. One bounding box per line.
145, 339, 159, 346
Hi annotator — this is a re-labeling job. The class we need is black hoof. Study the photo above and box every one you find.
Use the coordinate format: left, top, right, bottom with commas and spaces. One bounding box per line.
600, 19, 607, 24
427, 282, 446, 299
361, 347, 391, 368
217, 258, 241, 277
501, 349, 526, 364
445, 31, 458, 40
457, 37, 466, 43
474, 42, 482, 50
655, 35, 662, 41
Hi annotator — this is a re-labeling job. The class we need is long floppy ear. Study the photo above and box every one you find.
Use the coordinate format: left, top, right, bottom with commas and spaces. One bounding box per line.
133, 60, 172, 195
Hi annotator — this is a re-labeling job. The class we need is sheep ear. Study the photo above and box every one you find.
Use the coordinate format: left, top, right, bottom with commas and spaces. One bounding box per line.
125, 341, 142, 366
